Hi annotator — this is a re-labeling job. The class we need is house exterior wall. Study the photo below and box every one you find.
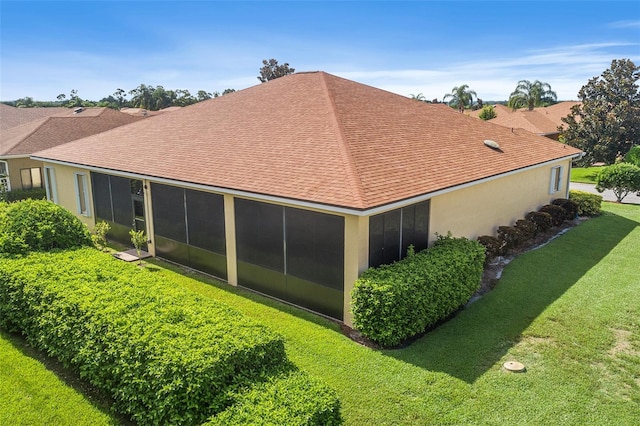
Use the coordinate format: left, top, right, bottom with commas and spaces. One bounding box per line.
5, 157, 43, 191
429, 159, 573, 241
43, 162, 96, 229
40, 159, 573, 327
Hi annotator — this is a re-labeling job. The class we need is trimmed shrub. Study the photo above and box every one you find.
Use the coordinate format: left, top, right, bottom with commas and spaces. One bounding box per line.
0, 248, 289, 425
351, 235, 485, 347
477, 235, 504, 260
0, 188, 47, 202
551, 198, 579, 220
496, 226, 524, 251
514, 219, 537, 241
205, 371, 342, 426
539, 204, 566, 226
595, 162, 640, 202
525, 211, 553, 234
569, 190, 602, 216
0, 199, 91, 254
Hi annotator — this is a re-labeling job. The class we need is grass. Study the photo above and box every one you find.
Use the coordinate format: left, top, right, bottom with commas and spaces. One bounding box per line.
570, 166, 603, 183
2, 202, 639, 425
0, 331, 117, 425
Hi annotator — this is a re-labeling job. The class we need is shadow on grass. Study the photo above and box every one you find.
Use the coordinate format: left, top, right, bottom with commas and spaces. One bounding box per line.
385, 210, 639, 383
0, 329, 132, 425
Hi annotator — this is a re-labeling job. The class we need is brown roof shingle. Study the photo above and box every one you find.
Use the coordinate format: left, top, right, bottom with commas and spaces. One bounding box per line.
0, 104, 69, 131
33, 72, 582, 210
1, 107, 143, 156
469, 101, 580, 135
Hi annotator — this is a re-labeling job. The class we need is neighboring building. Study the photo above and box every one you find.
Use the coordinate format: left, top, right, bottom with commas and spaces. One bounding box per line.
469, 102, 580, 140
0, 104, 69, 130
32, 72, 583, 325
1, 106, 142, 192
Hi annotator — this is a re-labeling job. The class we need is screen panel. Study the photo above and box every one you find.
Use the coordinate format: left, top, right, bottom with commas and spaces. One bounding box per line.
151, 183, 187, 243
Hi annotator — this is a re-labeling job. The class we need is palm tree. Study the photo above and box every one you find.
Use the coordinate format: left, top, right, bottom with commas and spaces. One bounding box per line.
507, 80, 557, 111
443, 85, 477, 112
409, 93, 429, 103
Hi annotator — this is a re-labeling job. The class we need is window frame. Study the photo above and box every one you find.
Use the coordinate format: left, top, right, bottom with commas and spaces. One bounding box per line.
74, 172, 91, 217
549, 165, 563, 194
0, 160, 10, 192
44, 166, 58, 203
20, 167, 42, 190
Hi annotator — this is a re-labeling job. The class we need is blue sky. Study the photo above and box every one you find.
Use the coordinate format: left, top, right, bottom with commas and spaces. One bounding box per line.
1, 1, 639, 102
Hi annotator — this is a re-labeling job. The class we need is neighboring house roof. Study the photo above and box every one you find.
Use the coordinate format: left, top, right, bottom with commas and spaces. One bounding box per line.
469, 101, 580, 136
0, 104, 69, 131
120, 106, 182, 117
1, 107, 143, 156
33, 72, 583, 211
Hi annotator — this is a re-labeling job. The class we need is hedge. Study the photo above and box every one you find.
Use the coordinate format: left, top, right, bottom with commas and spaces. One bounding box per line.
0, 199, 91, 254
0, 248, 288, 425
538, 204, 566, 226
0, 187, 47, 202
351, 236, 485, 347
205, 371, 342, 426
569, 190, 602, 216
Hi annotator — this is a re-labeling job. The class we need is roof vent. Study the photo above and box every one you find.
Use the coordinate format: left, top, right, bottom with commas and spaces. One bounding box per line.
73, 107, 84, 114
484, 139, 501, 150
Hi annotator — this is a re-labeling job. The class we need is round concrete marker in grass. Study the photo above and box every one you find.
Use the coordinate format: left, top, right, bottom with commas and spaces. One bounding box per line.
503, 361, 526, 372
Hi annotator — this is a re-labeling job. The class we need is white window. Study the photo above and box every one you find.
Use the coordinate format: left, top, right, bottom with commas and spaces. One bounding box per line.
550, 166, 563, 194
44, 166, 58, 203
0, 160, 10, 192
74, 173, 91, 216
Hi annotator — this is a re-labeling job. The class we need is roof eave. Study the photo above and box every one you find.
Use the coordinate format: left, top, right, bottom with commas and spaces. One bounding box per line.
33, 151, 583, 217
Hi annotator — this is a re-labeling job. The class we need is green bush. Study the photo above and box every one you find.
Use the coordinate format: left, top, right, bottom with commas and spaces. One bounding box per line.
595, 162, 640, 202
497, 226, 524, 251
478, 105, 497, 121
539, 204, 566, 226
206, 371, 342, 426
351, 235, 485, 347
569, 190, 602, 216
0, 199, 91, 254
525, 211, 553, 234
0, 248, 289, 425
0, 188, 47, 202
551, 198, 579, 220
624, 145, 640, 167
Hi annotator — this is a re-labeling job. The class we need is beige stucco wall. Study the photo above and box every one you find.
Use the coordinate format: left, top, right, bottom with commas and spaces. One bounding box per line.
43, 162, 96, 229
4, 157, 44, 191
429, 159, 573, 241
343, 215, 369, 327
42, 159, 573, 326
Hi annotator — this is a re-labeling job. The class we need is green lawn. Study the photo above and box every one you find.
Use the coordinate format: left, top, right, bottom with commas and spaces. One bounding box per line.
571, 166, 603, 183
0, 331, 117, 425
2, 202, 639, 425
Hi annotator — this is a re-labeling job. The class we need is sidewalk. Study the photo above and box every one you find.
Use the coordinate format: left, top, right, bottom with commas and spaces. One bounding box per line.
570, 182, 640, 205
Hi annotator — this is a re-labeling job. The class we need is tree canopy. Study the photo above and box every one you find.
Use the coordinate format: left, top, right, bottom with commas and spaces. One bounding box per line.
257, 59, 295, 83
507, 80, 557, 111
562, 59, 640, 165
443, 84, 477, 112
5, 85, 235, 111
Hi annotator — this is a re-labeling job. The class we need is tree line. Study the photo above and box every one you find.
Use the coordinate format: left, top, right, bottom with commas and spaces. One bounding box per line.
3, 59, 295, 111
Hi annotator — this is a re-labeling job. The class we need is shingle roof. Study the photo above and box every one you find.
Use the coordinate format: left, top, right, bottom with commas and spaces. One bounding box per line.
469, 101, 580, 135
33, 72, 582, 210
1, 107, 143, 156
0, 104, 69, 131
